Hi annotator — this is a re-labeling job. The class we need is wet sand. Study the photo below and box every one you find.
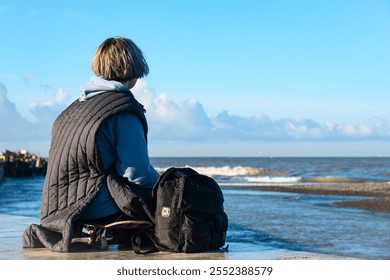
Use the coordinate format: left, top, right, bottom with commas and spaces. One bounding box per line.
226, 183, 390, 213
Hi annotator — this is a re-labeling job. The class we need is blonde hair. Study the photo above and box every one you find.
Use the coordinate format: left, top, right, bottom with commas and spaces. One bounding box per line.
92, 37, 149, 81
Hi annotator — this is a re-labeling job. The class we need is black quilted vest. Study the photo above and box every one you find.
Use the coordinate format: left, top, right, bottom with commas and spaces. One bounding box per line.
37, 91, 147, 251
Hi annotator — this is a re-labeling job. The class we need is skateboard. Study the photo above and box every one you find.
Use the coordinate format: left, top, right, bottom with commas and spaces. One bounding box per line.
72, 220, 154, 250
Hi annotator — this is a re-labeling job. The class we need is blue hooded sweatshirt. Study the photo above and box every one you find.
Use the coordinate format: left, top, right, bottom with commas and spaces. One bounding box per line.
79, 76, 160, 220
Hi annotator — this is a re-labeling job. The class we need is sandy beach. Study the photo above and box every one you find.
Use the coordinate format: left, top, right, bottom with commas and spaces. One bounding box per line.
228, 183, 390, 213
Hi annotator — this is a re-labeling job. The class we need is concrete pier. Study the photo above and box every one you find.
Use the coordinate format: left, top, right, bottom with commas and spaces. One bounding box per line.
0, 214, 350, 260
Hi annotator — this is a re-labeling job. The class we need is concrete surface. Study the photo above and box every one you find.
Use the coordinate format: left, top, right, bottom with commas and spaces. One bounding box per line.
0, 214, 349, 260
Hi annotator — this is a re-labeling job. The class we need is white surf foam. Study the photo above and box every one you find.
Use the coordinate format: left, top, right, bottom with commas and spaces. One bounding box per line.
243, 176, 302, 183
155, 165, 274, 177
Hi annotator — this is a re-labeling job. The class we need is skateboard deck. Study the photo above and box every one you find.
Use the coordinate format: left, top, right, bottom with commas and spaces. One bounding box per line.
72, 220, 153, 250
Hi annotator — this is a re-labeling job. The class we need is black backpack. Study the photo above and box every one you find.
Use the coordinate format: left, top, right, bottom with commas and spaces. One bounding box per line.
137, 167, 228, 253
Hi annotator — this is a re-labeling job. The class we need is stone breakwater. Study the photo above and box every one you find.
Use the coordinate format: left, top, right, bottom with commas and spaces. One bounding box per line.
0, 150, 47, 178
0, 161, 4, 181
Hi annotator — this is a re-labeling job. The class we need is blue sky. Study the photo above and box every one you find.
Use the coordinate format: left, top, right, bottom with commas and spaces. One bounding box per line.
1, 0, 390, 157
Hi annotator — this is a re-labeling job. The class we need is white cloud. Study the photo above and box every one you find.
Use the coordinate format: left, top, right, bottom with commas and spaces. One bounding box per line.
133, 81, 390, 142
54, 88, 71, 104
29, 100, 54, 109
2, 80, 390, 156
29, 88, 71, 126
133, 81, 212, 140
0, 81, 39, 141
22, 72, 36, 82
322, 117, 390, 140
0, 82, 70, 144
30, 88, 71, 109
340, 124, 357, 136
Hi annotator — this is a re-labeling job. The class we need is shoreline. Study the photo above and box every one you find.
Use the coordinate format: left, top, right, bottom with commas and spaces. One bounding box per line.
224, 182, 390, 213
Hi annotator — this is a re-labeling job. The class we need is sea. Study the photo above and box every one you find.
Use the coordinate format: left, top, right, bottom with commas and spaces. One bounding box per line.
1, 157, 390, 259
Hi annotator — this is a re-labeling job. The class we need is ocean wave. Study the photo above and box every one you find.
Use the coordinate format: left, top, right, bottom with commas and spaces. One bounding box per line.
154, 165, 369, 186
155, 165, 282, 177
241, 176, 367, 184
244, 176, 302, 183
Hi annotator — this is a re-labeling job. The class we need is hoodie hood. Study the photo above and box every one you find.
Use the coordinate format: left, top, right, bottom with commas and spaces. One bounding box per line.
79, 76, 130, 101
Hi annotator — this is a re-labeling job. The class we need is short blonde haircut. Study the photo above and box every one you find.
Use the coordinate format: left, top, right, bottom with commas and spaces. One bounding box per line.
92, 37, 149, 82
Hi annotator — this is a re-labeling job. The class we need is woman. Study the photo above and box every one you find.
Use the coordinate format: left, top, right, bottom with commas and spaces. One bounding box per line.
23, 37, 159, 252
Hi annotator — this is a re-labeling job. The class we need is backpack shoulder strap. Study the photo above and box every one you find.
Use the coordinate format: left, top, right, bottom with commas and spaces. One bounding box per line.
131, 230, 160, 254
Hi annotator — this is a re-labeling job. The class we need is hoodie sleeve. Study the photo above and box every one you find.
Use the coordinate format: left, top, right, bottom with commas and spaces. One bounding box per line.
96, 113, 160, 188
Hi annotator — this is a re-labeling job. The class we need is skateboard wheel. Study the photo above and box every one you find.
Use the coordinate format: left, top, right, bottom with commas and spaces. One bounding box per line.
96, 237, 108, 250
